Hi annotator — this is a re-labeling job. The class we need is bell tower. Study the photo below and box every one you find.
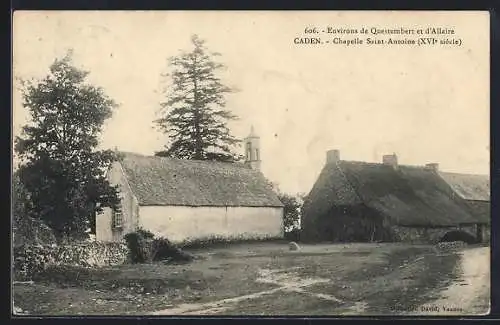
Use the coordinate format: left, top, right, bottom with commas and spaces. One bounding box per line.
244, 125, 261, 171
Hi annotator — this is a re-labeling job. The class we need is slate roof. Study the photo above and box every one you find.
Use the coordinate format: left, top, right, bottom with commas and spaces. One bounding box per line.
303, 161, 489, 227
116, 152, 283, 207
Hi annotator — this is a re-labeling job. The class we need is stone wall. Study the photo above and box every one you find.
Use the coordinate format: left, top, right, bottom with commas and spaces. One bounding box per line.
14, 241, 128, 280
391, 224, 484, 244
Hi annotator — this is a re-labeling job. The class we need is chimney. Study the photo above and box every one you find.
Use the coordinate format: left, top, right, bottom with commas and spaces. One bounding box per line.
326, 149, 340, 164
425, 163, 439, 171
382, 153, 398, 168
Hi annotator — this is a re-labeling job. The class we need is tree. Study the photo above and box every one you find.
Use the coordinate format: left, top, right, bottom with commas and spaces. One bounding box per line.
14, 51, 120, 242
277, 192, 304, 233
155, 34, 242, 162
266, 181, 304, 233
13, 170, 56, 246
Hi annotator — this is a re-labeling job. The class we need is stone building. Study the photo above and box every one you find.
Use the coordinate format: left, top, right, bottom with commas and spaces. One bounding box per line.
437, 170, 490, 242
301, 150, 490, 244
96, 128, 284, 243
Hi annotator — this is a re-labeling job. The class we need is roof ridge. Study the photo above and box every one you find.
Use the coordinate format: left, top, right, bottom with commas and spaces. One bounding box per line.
337, 160, 426, 169
119, 151, 249, 169
438, 171, 489, 177
335, 159, 488, 175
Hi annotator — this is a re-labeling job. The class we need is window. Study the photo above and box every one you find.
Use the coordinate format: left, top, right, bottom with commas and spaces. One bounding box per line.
247, 142, 252, 160
256, 148, 260, 161
112, 206, 123, 229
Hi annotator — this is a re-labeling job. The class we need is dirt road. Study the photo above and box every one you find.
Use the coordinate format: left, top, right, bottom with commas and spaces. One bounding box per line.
408, 246, 490, 316
14, 242, 489, 316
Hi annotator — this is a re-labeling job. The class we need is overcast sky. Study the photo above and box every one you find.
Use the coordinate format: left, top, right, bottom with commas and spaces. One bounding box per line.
13, 11, 489, 194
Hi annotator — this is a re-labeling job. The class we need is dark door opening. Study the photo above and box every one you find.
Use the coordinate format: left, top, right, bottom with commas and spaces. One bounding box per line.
439, 230, 477, 244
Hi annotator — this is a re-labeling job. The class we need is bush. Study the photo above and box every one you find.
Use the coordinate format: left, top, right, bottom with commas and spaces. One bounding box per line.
277, 192, 304, 232
13, 216, 57, 247
135, 228, 155, 240
151, 237, 193, 263
124, 229, 193, 264
124, 231, 150, 264
179, 234, 283, 249
13, 244, 57, 281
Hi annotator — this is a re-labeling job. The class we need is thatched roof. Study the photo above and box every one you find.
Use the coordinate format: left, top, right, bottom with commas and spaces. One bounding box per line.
303, 161, 488, 227
117, 152, 283, 207
438, 172, 490, 202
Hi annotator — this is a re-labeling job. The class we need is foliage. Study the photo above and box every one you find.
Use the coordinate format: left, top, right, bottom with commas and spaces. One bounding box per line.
124, 231, 150, 264
124, 229, 193, 264
151, 237, 194, 263
14, 244, 57, 281
155, 34, 242, 162
179, 234, 283, 249
134, 228, 155, 240
12, 170, 31, 224
13, 216, 57, 247
12, 171, 57, 246
13, 241, 128, 281
277, 192, 304, 233
14, 50, 121, 242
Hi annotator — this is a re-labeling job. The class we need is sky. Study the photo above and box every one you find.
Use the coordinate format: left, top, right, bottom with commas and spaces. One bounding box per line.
13, 11, 490, 194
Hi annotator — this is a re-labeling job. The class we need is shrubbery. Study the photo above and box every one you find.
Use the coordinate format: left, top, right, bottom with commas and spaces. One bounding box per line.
13, 172, 57, 247
13, 216, 57, 247
151, 237, 193, 262
124, 231, 150, 263
277, 192, 303, 233
13, 244, 57, 280
124, 228, 193, 264
178, 233, 282, 249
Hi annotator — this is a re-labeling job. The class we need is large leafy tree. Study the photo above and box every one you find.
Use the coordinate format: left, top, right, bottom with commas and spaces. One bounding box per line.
155, 34, 242, 161
14, 51, 120, 242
